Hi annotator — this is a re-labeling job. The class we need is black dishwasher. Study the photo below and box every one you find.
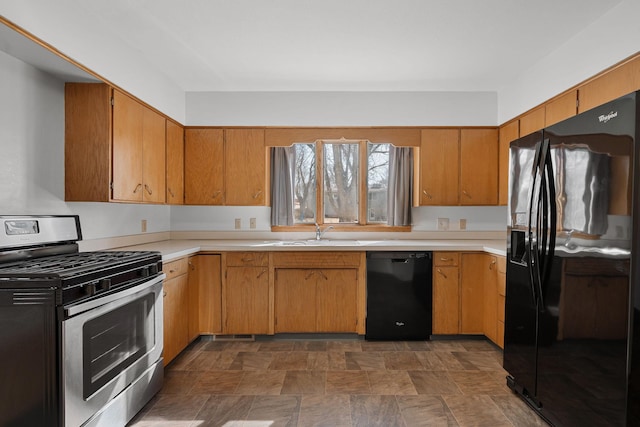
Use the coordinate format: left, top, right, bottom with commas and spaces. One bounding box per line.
365, 251, 432, 340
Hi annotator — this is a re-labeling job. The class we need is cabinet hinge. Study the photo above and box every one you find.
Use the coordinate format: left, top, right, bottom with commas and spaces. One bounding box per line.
576, 98, 579, 108
111, 97, 114, 106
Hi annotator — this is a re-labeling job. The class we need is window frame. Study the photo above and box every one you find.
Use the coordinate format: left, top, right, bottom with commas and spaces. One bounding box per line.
272, 139, 411, 232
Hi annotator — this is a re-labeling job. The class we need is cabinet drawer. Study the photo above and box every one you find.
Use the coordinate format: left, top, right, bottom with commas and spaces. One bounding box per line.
163, 257, 189, 280
226, 252, 269, 267
497, 272, 506, 296
272, 252, 361, 268
433, 252, 459, 267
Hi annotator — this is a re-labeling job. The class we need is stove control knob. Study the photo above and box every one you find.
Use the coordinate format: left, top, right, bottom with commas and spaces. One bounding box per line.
99, 278, 111, 291
86, 283, 97, 296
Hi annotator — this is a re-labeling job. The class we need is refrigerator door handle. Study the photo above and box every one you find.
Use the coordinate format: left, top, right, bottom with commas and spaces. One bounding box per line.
540, 142, 557, 295
526, 143, 542, 307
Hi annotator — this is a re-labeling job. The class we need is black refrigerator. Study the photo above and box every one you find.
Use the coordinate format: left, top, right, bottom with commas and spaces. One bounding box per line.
504, 91, 640, 426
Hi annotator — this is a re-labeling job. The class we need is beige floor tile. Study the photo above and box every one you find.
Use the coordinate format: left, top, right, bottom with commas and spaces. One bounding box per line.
326, 370, 371, 394
367, 370, 418, 395
396, 395, 459, 427
350, 395, 404, 427
234, 370, 286, 395
444, 394, 512, 427
299, 394, 352, 426
281, 370, 326, 394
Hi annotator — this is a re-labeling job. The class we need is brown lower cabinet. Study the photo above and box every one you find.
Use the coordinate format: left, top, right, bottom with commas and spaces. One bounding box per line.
274, 268, 358, 333
223, 252, 270, 334
432, 251, 505, 348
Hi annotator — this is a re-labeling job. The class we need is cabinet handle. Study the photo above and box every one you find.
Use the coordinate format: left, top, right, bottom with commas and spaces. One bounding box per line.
439, 257, 452, 262
188, 261, 195, 270
305, 271, 316, 280
422, 190, 433, 200
462, 190, 472, 199
163, 291, 167, 297
144, 184, 153, 195
241, 258, 254, 263
212, 191, 222, 199
253, 190, 262, 199
437, 268, 448, 279
133, 183, 142, 194
318, 271, 328, 280
168, 188, 175, 198
256, 268, 268, 279
489, 260, 497, 270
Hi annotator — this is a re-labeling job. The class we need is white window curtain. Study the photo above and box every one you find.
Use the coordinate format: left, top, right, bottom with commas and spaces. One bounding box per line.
387, 146, 413, 226
270, 147, 295, 226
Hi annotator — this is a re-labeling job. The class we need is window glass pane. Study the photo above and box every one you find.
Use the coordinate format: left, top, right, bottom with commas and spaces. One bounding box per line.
367, 143, 390, 223
291, 143, 316, 223
323, 143, 359, 223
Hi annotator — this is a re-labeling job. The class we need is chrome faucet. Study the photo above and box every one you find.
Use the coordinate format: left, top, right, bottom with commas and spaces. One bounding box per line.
314, 223, 334, 240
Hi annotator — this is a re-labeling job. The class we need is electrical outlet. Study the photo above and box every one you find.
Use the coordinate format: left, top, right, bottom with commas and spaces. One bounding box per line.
234, 218, 241, 229
141, 219, 147, 232
437, 217, 449, 231
250, 218, 256, 229
459, 219, 467, 230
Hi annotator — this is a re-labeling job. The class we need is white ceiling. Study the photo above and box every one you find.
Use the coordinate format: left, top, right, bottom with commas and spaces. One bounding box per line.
4, 0, 624, 93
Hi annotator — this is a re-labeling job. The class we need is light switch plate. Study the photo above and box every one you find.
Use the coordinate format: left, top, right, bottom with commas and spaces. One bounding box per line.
250, 218, 256, 229
141, 219, 147, 232
437, 217, 449, 231
234, 218, 241, 229
459, 219, 467, 230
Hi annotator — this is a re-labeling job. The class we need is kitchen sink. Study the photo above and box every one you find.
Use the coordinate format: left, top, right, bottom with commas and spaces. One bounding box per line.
270, 240, 361, 246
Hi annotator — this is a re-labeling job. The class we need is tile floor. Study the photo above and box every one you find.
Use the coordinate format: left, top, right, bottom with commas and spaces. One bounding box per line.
128, 337, 546, 427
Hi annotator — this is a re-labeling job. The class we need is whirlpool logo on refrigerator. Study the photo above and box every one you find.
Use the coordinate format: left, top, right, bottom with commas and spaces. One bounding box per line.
598, 111, 618, 123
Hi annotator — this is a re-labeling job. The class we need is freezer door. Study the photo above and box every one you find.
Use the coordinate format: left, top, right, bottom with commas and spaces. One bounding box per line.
503, 131, 542, 403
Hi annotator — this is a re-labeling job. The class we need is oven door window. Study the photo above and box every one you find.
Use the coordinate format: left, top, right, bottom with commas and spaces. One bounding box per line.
82, 293, 155, 398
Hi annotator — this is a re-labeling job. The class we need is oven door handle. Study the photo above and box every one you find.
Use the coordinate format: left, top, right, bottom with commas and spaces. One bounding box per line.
64, 273, 165, 317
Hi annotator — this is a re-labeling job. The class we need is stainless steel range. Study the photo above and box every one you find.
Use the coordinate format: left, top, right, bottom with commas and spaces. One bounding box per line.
0, 215, 164, 427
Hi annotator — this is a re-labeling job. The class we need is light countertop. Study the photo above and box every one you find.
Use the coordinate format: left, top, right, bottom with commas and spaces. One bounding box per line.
113, 239, 507, 262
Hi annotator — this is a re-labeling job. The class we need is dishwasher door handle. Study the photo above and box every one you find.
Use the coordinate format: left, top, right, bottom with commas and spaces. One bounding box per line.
391, 258, 411, 263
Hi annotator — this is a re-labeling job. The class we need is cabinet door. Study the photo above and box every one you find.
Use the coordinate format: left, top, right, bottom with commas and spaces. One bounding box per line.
460, 253, 485, 334
274, 269, 316, 332
225, 266, 270, 334
188, 254, 222, 338
224, 129, 266, 206
316, 269, 358, 332
142, 107, 166, 203
432, 266, 459, 334
184, 128, 225, 205
519, 106, 545, 137
163, 274, 189, 365
483, 255, 498, 344
459, 129, 498, 205
498, 121, 518, 206
112, 89, 144, 202
64, 83, 112, 202
579, 56, 640, 113
419, 129, 459, 205
545, 90, 577, 127
166, 121, 184, 204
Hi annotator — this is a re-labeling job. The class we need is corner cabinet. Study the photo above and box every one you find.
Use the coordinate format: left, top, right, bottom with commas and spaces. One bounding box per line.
166, 120, 185, 204
65, 83, 166, 203
184, 128, 267, 206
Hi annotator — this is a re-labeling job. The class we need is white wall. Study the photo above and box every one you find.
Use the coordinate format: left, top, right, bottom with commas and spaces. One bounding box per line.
0, 49, 171, 241
186, 91, 497, 126
498, 0, 640, 123
0, 0, 186, 123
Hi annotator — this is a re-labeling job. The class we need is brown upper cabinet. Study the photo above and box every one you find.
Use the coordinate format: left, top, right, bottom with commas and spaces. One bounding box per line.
419, 128, 460, 205
579, 56, 640, 113
545, 90, 578, 127
166, 120, 185, 204
419, 128, 498, 206
459, 128, 498, 205
65, 83, 166, 203
498, 121, 518, 206
184, 128, 267, 206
